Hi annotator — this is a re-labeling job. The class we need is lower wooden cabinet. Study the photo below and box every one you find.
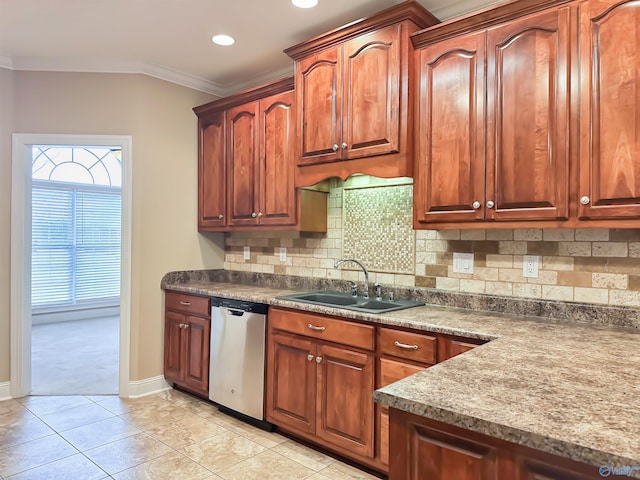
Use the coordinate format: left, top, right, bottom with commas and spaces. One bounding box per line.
164, 292, 211, 398
266, 310, 375, 460
389, 409, 602, 480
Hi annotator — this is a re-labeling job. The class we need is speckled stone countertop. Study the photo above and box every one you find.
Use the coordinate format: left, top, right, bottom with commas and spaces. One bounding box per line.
163, 271, 640, 476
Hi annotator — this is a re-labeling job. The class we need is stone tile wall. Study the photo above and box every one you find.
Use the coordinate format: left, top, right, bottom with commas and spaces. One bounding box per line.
223, 177, 640, 306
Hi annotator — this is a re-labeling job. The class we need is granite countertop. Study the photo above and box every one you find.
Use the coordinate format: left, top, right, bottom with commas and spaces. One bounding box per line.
163, 275, 640, 476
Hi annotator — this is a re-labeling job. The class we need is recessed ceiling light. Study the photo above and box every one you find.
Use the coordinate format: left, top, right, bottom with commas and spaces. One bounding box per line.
211, 34, 235, 46
292, 0, 318, 8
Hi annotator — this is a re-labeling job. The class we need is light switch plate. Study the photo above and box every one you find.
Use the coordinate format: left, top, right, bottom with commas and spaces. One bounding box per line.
243, 246, 250, 261
523, 255, 540, 278
452, 252, 474, 274
279, 247, 287, 263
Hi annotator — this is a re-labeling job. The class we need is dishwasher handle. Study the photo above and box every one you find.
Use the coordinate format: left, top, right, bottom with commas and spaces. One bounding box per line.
226, 308, 246, 317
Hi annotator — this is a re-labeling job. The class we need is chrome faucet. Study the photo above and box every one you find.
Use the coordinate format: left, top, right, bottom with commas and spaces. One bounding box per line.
334, 258, 370, 299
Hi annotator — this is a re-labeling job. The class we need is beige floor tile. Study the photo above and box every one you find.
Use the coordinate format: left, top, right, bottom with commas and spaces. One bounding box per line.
304, 474, 333, 480
181, 430, 266, 473
86, 395, 116, 403
228, 421, 287, 448
154, 390, 218, 417
60, 416, 141, 451
6, 452, 108, 480
0, 434, 78, 478
0, 399, 31, 424
111, 450, 213, 480
83, 432, 173, 475
272, 439, 335, 471
18, 396, 92, 416
197, 410, 244, 429
98, 395, 171, 415
145, 413, 227, 449
0, 414, 54, 449
317, 462, 381, 479
39, 403, 115, 432
119, 404, 199, 431
217, 450, 314, 480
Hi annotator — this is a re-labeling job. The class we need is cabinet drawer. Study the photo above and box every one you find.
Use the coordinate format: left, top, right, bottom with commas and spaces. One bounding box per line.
378, 357, 425, 389
378, 327, 436, 364
165, 292, 210, 317
269, 308, 374, 351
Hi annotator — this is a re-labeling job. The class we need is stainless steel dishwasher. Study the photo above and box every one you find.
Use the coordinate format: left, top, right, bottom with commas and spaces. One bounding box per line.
209, 296, 270, 427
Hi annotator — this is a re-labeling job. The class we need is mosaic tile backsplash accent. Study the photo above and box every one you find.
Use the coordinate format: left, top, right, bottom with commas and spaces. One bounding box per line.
343, 182, 414, 274
223, 177, 640, 307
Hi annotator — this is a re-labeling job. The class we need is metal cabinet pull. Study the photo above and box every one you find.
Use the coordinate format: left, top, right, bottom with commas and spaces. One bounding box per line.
342, 142, 348, 149
316, 356, 323, 363
307, 354, 314, 361
179, 323, 184, 328
394, 341, 418, 350
179, 301, 191, 306
307, 324, 326, 332
580, 196, 590, 205
472, 201, 481, 209
486, 200, 495, 209
218, 214, 224, 219
258, 212, 263, 217
251, 212, 257, 218
332, 144, 339, 151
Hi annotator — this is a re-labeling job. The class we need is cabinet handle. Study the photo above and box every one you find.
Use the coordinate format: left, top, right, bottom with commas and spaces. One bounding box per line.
486, 200, 495, 209
179, 301, 191, 306
472, 201, 481, 210
251, 212, 257, 218
394, 341, 419, 351
183, 324, 189, 330
179, 323, 185, 328
258, 212, 263, 217
307, 354, 314, 361
307, 323, 326, 332
332, 144, 339, 152
316, 356, 323, 363
580, 196, 590, 205
218, 214, 224, 220
342, 142, 348, 149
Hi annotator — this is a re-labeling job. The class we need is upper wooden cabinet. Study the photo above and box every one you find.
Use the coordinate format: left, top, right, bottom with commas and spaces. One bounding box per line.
285, 1, 439, 186
194, 79, 327, 232
414, 3, 572, 227
578, 0, 640, 220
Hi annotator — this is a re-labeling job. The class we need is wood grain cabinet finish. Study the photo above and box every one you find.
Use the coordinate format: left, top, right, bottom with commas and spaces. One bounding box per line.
414, 6, 572, 226
266, 308, 376, 461
389, 410, 603, 480
197, 112, 226, 230
164, 292, 211, 398
579, 0, 640, 220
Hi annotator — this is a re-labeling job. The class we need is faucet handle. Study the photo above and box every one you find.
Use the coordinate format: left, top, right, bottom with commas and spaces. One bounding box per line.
374, 283, 382, 301
348, 281, 358, 297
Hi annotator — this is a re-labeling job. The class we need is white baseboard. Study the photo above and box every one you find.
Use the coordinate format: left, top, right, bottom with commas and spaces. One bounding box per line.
126, 375, 171, 399
0, 382, 11, 401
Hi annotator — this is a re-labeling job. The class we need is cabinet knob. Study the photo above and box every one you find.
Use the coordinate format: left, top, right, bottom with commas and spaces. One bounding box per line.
332, 144, 339, 152
342, 142, 348, 149
307, 354, 314, 362
257, 212, 263, 217
182, 324, 189, 330
316, 356, 323, 363
251, 212, 257, 218
218, 214, 224, 220
486, 200, 495, 209
472, 201, 481, 210
179, 323, 185, 328
580, 196, 590, 205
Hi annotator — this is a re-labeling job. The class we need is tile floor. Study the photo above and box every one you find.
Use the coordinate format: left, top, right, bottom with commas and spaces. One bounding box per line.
0, 389, 382, 479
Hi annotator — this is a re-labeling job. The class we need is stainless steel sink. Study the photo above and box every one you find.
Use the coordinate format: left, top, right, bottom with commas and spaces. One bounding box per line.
277, 290, 424, 314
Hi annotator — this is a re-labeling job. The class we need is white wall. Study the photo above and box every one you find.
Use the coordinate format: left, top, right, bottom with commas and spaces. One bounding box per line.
2, 70, 225, 383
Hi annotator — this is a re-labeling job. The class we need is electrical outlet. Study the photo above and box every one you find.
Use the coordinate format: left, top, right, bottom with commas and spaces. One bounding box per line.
243, 246, 250, 261
279, 247, 287, 263
452, 252, 474, 274
523, 255, 540, 278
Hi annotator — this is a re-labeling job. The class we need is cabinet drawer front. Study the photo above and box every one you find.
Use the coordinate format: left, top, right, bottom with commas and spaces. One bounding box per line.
270, 308, 374, 351
378, 327, 436, 364
378, 357, 425, 389
165, 292, 210, 317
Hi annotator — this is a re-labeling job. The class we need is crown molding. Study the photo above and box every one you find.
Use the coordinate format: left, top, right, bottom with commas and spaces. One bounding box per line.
0, 56, 289, 97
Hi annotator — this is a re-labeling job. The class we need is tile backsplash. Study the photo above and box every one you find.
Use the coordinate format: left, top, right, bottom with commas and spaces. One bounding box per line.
224, 177, 640, 307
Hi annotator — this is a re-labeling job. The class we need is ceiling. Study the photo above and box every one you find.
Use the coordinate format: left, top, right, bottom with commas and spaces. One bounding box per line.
0, 0, 504, 97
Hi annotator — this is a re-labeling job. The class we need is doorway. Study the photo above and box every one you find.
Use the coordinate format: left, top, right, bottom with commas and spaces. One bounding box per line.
10, 134, 132, 398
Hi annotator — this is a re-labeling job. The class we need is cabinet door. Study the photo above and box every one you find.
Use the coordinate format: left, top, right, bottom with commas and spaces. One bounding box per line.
198, 112, 226, 230
390, 411, 500, 480
486, 7, 571, 221
266, 332, 316, 435
342, 24, 401, 160
579, 0, 640, 219
164, 311, 185, 383
259, 91, 296, 226
183, 315, 210, 395
414, 31, 486, 224
227, 101, 260, 226
316, 344, 374, 459
297, 49, 342, 165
